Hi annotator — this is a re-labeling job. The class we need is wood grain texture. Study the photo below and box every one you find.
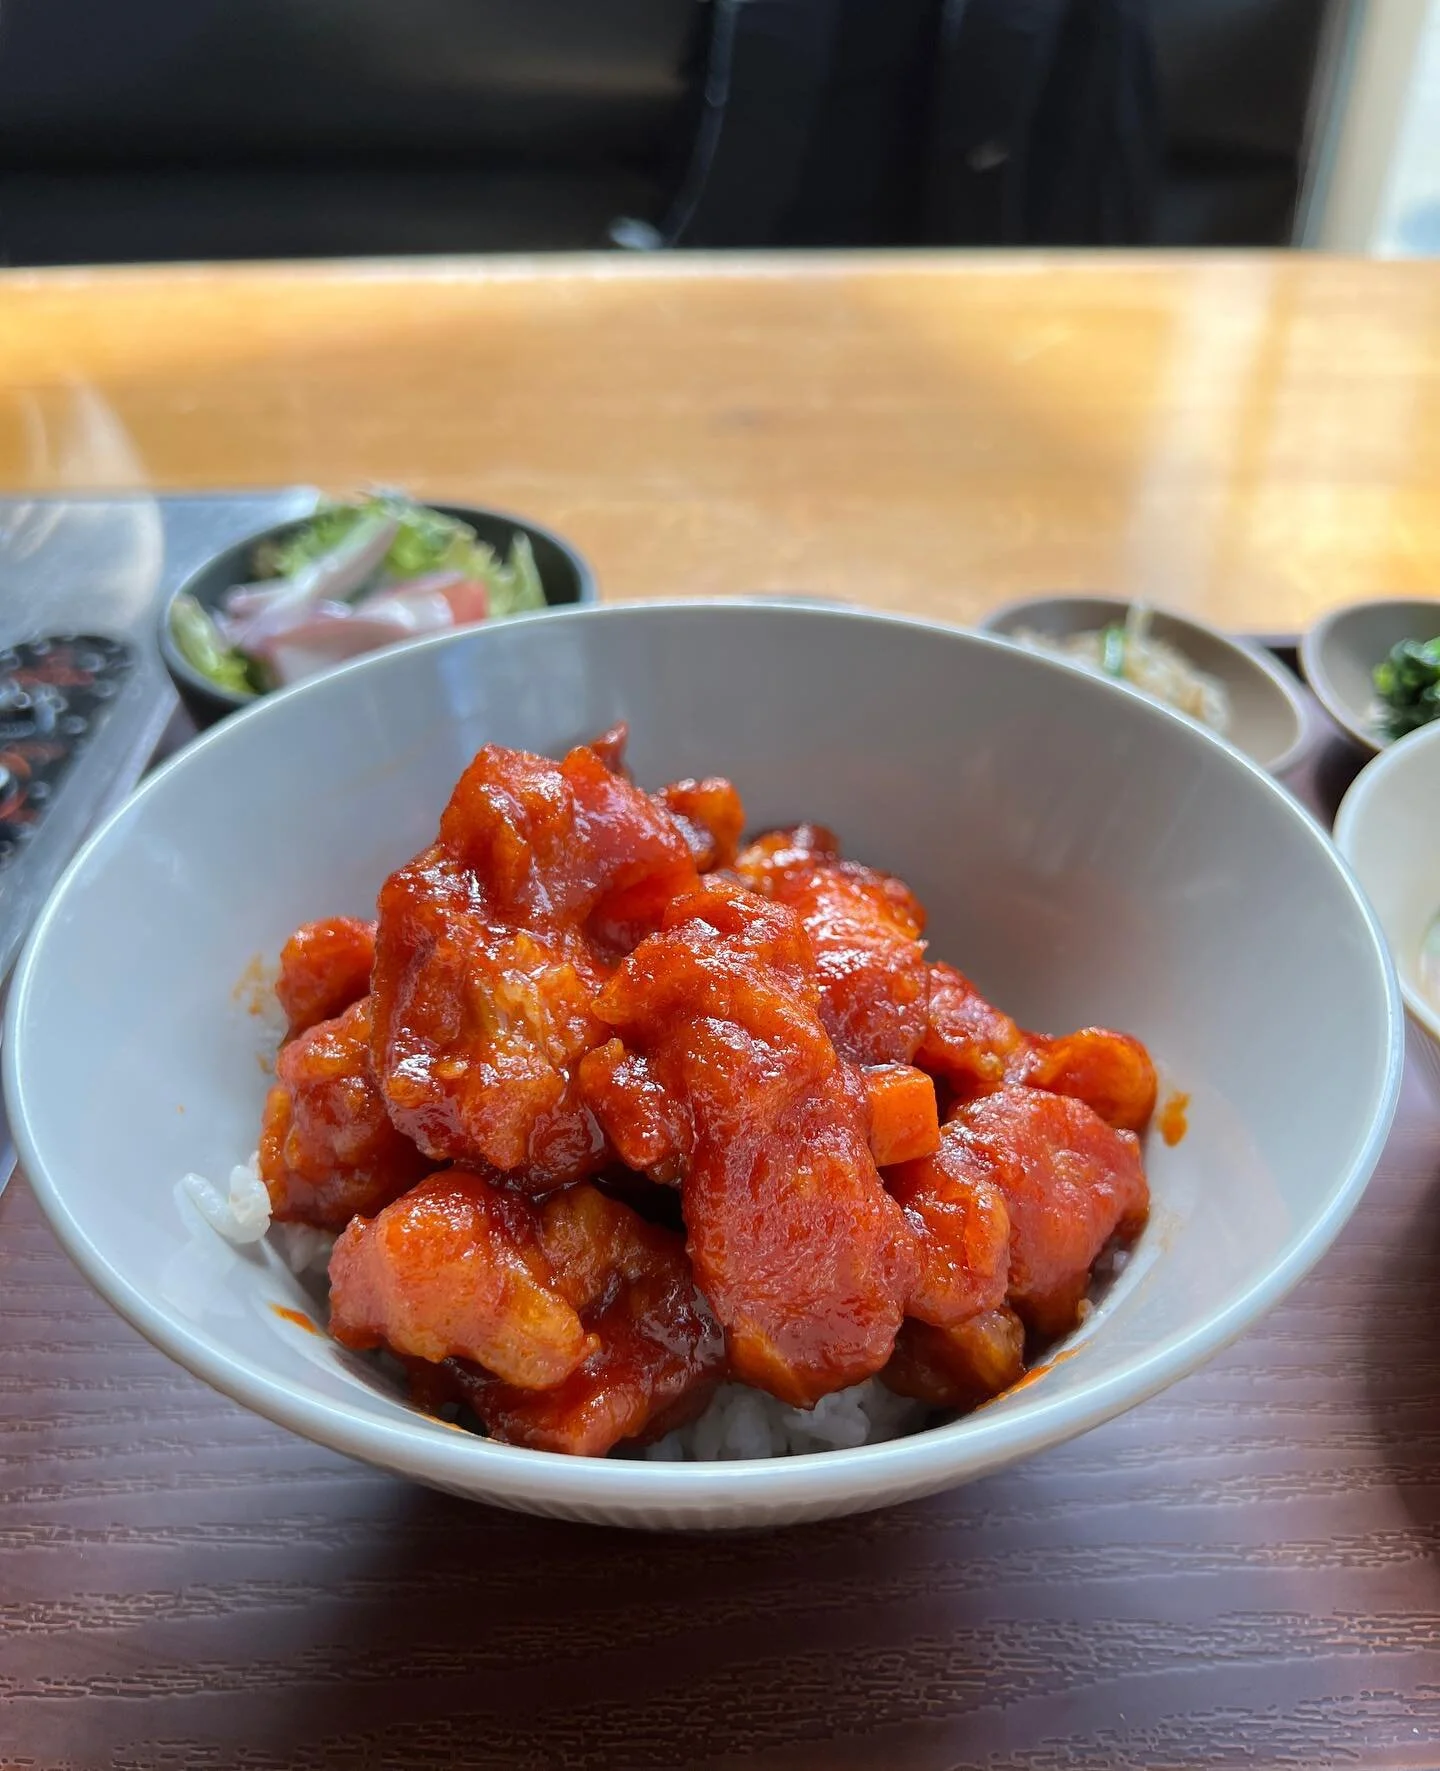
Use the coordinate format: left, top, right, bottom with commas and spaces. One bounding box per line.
3, 708, 1439, 1768
1, 254, 1439, 632
3, 1066, 1439, 1770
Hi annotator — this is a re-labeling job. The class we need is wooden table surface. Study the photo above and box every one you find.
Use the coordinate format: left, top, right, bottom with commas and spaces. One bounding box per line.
1, 252, 1439, 630
3, 254, 1440, 1769
2, 714, 1437, 1770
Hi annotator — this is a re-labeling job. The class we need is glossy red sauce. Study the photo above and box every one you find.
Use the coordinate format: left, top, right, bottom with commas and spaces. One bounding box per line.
256, 729, 1157, 1452
1159, 1090, 1191, 1146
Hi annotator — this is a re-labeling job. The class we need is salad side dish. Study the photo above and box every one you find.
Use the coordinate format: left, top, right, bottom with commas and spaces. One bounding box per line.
170, 493, 547, 697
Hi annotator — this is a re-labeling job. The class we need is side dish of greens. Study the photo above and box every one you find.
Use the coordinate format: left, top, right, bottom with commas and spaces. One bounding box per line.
170, 493, 548, 699
1372, 636, 1440, 740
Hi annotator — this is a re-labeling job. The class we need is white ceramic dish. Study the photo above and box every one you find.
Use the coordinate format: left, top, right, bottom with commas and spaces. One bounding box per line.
1335, 718, 1440, 1094
980, 595, 1309, 775
1301, 596, 1440, 755
4, 602, 1403, 1529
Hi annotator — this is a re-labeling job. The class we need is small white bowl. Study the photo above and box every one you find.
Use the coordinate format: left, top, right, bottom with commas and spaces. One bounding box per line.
980, 595, 1309, 775
1301, 596, 1440, 755
1336, 717, 1440, 1093
4, 603, 1402, 1529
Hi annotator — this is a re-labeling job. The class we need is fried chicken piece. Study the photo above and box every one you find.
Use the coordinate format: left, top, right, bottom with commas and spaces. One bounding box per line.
328, 1169, 596, 1388
585, 723, 741, 872
453, 1184, 726, 1454
258, 997, 432, 1229
333, 1175, 723, 1454
274, 916, 376, 1040
883, 1308, 1026, 1408
371, 741, 719, 1181
658, 778, 747, 872
917, 964, 1157, 1133
578, 1037, 690, 1181
587, 722, 632, 775
585, 879, 920, 1407
372, 844, 607, 1178
585, 720, 743, 871
584, 1046, 941, 1180
951, 1087, 1148, 1338
735, 825, 930, 1065
916, 963, 1026, 1096
1011, 1028, 1158, 1134
510, 1073, 611, 1193
886, 1125, 1012, 1327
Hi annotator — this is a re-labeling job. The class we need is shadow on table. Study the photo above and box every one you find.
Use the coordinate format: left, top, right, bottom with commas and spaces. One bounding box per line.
1361, 1042, 1440, 1547
215, 1474, 1028, 1769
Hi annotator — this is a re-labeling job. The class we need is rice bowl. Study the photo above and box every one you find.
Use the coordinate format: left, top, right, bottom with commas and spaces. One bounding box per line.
4, 603, 1401, 1527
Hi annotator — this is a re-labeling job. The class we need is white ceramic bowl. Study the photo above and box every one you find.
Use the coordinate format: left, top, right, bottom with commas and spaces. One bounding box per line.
4, 603, 1403, 1529
1301, 596, 1440, 755
980, 595, 1310, 775
1335, 717, 1440, 1094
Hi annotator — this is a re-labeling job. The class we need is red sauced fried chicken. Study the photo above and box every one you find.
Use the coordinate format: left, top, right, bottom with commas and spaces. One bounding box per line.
254, 726, 1153, 1454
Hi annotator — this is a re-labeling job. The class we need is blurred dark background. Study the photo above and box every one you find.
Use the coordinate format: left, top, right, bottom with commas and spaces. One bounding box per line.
0, 0, 1349, 266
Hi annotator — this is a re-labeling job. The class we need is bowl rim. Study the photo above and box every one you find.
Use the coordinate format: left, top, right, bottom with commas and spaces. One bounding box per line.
5, 600, 1407, 1511
977, 593, 1310, 775
1299, 594, 1440, 757
157, 498, 598, 713
1334, 714, 1440, 1051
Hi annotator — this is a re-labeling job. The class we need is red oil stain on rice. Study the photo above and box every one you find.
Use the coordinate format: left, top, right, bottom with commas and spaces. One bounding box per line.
272, 1305, 319, 1335
1158, 1090, 1190, 1147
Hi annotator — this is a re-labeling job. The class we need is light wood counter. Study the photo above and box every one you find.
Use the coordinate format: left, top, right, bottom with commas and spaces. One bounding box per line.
2, 252, 1438, 630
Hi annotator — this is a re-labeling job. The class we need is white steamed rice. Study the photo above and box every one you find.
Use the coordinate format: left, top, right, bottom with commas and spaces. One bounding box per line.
178, 1157, 271, 1244
179, 1154, 928, 1458
640, 1377, 925, 1461
179, 1156, 337, 1277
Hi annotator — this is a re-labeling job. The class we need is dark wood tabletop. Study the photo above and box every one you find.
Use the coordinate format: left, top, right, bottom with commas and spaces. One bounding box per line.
3, 712, 1439, 1771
